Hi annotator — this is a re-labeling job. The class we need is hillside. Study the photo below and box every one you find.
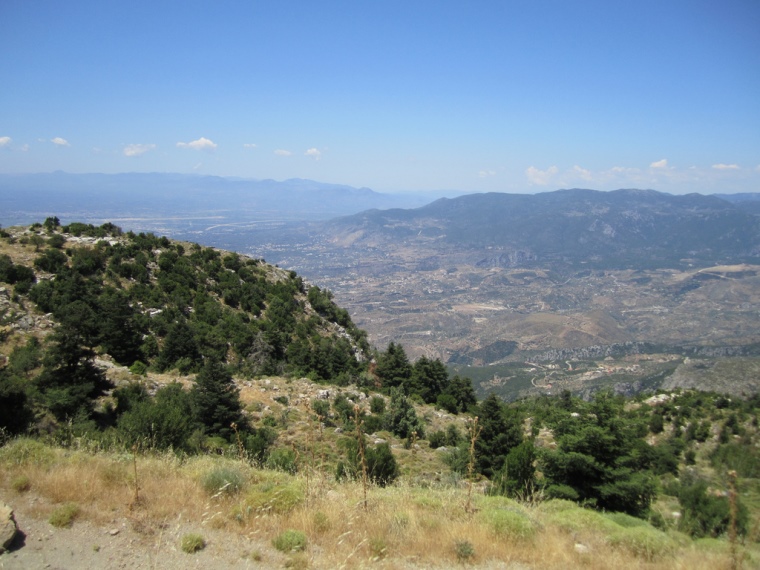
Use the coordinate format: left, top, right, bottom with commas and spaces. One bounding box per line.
1, 220, 759, 568
0, 218, 369, 381
0, 218, 475, 445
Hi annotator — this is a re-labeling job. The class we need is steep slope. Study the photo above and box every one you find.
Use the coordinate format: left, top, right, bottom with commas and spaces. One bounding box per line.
0, 220, 369, 383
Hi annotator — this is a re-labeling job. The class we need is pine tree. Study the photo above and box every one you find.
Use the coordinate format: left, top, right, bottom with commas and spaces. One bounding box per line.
441, 375, 477, 413
475, 394, 523, 478
157, 320, 202, 372
408, 356, 449, 403
497, 440, 536, 497
35, 324, 107, 420
540, 390, 657, 516
190, 359, 246, 441
384, 387, 425, 439
375, 342, 412, 389
97, 288, 143, 365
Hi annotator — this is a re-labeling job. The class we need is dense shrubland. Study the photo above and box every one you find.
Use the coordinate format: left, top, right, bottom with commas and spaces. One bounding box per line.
1, 220, 759, 563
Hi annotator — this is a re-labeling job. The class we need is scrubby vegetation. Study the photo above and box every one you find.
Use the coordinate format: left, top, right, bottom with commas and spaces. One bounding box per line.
1, 221, 759, 567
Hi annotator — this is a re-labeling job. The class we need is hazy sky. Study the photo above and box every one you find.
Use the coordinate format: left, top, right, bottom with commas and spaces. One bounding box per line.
1, 1, 758, 194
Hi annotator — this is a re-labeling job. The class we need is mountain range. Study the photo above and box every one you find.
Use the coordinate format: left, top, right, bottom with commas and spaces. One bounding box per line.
313, 188, 760, 270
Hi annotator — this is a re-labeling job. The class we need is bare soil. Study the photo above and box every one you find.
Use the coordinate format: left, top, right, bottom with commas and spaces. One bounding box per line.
0, 490, 279, 570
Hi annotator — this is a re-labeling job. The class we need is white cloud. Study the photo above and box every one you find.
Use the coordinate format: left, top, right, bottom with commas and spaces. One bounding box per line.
712, 163, 739, 170
51, 137, 70, 147
525, 165, 559, 186
243, 143, 257, 148
19, 144, 29, 152
572, 165, 593, 181
305, 148, 321, 160
123, 143, 156, 157
650, 158, 668, 169
0, 136, 11, 148
176, 137, 217, 151
478, 169, 496, 178
274, 149, 292, 156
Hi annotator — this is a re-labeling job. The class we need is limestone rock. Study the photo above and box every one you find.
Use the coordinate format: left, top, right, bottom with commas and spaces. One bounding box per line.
0, 503, 17, 553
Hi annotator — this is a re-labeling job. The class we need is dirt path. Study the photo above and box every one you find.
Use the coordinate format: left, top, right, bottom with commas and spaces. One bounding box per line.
0, 491, 282, 569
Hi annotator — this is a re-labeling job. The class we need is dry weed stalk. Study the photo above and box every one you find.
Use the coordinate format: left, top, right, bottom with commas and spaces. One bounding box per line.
231, 422, 245, 461
465, 416, 481, 514
304, 407, 329, 507
130, 444, 140, 510
728, 470, 740, 570
304, 417, 313, 506
354, 405, 369, 511
316, 413, 324, 440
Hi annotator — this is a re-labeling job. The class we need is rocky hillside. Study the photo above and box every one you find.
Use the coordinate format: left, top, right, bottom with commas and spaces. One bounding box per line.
0, 218, 475, 441
0, 219, 379, 437
0, 219, 369, 381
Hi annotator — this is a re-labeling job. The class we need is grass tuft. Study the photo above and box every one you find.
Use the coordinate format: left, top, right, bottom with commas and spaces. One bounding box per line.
200, 466, 245, 496
541, 501, 621, 536
0, 438, 55, 466
604, 511, 652, 529
312, 511, 330, 533
273, 529, 307, 553
607, 525, 677, 561
48, 502, 80, 528
11, 474, 31, 492
245, 477, 304, 515
454, 539, 475, 563
477, 507, 536, 539
368, 536, 388, 560
180, 532, 206, 553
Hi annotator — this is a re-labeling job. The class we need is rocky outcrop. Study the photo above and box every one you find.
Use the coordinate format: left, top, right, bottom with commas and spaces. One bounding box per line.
475, 250, 537, 268
0, 503, 17, 553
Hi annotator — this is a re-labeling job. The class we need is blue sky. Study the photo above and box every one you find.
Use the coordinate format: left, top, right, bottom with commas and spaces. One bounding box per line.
1, 0, 758, 194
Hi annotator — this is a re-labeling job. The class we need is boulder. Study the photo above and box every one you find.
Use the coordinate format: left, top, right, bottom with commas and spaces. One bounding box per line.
0, 503, 17, 553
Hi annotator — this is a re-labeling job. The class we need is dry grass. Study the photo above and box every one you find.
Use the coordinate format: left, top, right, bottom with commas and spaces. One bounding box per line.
0, 438, 757, 569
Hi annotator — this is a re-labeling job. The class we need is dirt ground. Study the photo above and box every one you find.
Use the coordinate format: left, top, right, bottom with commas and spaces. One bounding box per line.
0, 490, 284, 570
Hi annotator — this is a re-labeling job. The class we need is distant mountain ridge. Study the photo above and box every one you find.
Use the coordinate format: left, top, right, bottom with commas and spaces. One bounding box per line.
0, 172, 438, 228
320, 188, 760, 269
